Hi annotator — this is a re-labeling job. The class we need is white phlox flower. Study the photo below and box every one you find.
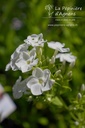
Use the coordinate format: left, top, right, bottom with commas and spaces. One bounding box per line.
13, 76, 29, 99
5, 43, 29, 71
5, 46, 38, 73
56, 53, 76, 63
24, 33, 46, 47
47, 41, 70, 52
15, 48, 38, 73
27, 67, 55, 95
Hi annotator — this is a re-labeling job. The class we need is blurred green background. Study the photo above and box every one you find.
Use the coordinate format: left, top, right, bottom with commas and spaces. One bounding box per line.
0, 0, 85, 128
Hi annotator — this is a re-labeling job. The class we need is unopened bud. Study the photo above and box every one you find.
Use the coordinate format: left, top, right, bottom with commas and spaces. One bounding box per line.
77, 93, 82, 100
55, 70, 61, 76
67, 71, 72, 78
36, 47, 42, 60
62, 60, 66, 66
81, 84, 85, 91
69, 61, 75, 68
39, 48, 42, 56
74, 121, 79, 126
73, 107, 77, 110
47, 97, 51, 101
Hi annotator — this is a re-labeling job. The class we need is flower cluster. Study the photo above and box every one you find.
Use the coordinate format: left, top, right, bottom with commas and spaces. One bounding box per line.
5, 33, 76, 99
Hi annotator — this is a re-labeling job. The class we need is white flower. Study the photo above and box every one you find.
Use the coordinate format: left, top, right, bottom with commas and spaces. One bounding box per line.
15, 48, 38, 73
56, 53, 76, 63
13, 76, 29, 99
48, 41, 70, 52
5, 43, 29, 71
24, 33, 46, 47
5, 45, 38, 73
27, 68, 55, 95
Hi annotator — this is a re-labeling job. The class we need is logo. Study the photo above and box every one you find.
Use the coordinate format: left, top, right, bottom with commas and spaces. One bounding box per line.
44, 4, 82, 27
45, 4, 54, 17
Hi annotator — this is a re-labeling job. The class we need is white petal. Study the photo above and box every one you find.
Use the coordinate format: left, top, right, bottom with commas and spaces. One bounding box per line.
11, 61, 19, 71
16, 43, 29, 53
24, 33, 46, 47
22, 51, 30, 60
32, 68, 43, 78
27, 77, 39, 89
5, 63, 11, 71
30, 48, 36, 57
43, 69, 50, 78
56, 54, 64, 61
30, 84, 42, 95
42, 82, 50, 91
58, 47, 70, 52
56, 53, 76, 63
15, 59, 30, 73
11, 51, 19, 60
13, 76, 22, 99
13, 76, 28, 99
11, 43, 29, 59
13, 90, 23, 99
31, 59, 38, 66
48, 42, 64, 49
48, 42, 70, 52
42, 79, 54, 92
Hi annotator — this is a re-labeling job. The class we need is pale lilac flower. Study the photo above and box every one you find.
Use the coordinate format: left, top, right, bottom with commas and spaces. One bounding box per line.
56, 53, 76, 63
13, 76, 29, 99
24, 33, 46, 47
27, 68, 55, 95
48, 41, 70, 52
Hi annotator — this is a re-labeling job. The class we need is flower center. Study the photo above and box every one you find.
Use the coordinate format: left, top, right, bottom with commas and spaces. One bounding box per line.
39, 79, 43, 84
27, 60, 30, 64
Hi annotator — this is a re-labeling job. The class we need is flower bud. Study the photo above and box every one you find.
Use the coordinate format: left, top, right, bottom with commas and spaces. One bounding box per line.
77, 93, 82, 100
55, 70, 61, 76
69, 61, 75, 68
67, 71, 72, 78
74, 121, 79, 126
81, 84, 85, 91
62, 60, 66, 66
47, 97, 51, 101
36, 47, 42, 59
